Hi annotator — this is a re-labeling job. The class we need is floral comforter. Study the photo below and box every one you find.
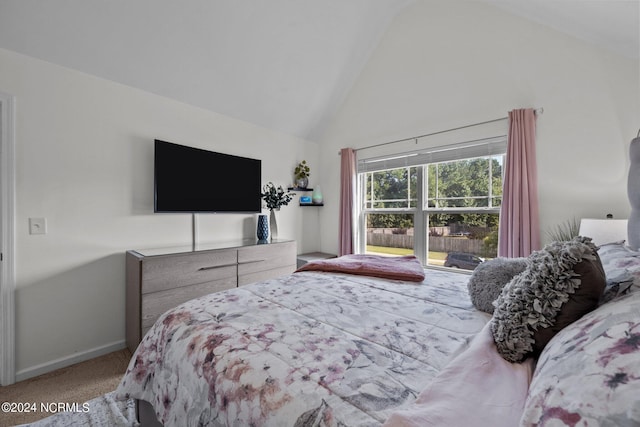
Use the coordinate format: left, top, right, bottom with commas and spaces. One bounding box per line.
116, 270, 489, 426
519, 274, 640, 425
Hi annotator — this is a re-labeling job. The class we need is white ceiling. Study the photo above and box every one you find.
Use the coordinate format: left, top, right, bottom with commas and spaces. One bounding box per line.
0, 0, 638, 141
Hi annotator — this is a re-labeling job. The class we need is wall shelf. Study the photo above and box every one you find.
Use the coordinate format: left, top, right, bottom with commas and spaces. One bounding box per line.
289, 187, 323, 206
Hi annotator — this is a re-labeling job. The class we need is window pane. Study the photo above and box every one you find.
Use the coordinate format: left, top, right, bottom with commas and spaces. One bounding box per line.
491, 155, 503, 207
426, 157, 502, 209
366, 213, 415, 256
426, 212, 499, 270
364, 167, 417, 209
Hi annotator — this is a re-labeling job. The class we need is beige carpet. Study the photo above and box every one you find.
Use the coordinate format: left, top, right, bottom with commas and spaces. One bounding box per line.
0, 348, 132, 426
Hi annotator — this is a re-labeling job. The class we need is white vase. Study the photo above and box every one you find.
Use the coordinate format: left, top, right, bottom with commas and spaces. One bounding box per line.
269, 210, 278, 241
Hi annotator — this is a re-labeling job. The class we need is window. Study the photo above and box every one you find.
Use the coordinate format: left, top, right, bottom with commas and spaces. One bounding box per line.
357, 137, 506, 270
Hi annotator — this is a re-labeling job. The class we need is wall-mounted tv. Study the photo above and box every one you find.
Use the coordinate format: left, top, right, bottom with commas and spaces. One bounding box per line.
154, 140, 262, 213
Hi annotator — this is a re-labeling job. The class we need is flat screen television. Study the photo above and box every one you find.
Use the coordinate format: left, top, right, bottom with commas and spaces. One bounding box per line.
154, 139, 262, 213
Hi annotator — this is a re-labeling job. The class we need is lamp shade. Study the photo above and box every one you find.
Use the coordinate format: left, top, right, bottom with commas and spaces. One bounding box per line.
578, 219, 628, 246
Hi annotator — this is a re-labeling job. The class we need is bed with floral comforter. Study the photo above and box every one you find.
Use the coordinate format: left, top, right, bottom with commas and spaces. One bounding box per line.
116, 267, 490, 426
116, 243, 640, 427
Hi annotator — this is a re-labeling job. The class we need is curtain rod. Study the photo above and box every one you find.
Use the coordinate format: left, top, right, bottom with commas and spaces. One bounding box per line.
339, 107, 543, 155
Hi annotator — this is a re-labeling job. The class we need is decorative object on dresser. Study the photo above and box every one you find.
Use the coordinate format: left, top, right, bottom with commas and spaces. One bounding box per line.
256, 214, 269, 241
294, 160, 310, 189
260, 182, 295, 241
125, 239, 296, 352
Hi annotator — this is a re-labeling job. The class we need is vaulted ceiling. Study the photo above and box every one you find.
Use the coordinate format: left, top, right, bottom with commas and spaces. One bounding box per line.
0, 0, 637, 141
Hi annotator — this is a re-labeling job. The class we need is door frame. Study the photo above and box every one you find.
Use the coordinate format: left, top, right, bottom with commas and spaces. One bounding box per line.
0, 91, 16, 385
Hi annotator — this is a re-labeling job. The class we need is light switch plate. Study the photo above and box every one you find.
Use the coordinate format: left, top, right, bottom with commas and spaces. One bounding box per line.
29, 217, 47, 235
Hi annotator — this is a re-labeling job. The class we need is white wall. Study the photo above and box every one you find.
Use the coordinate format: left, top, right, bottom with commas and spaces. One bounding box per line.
0, 47, 320, 378
317, 0, 640, 255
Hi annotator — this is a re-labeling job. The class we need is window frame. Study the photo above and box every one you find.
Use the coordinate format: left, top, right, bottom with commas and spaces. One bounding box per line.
356, 137, 506, 267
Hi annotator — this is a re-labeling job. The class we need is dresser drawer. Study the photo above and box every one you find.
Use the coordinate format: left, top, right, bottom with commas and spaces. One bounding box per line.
141, 249, 237, 294
238, 241, 296, 276
238, 265, 296, 286
141, 277, 238, 331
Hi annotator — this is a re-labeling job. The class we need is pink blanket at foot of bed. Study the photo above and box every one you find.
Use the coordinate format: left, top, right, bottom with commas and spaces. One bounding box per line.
295, 254, 426, 282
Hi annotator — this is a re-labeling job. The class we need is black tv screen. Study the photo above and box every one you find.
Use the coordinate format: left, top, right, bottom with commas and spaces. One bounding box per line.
154, 140, 262, 213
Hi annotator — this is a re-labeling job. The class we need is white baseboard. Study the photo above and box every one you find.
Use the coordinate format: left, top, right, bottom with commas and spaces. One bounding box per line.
15, 340, 127, 383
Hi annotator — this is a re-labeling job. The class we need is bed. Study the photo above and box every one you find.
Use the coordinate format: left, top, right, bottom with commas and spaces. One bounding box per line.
116, 244, 640, 426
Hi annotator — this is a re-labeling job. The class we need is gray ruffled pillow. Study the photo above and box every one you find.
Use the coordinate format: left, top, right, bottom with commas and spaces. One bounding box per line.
491, 236, 606, 362
467, 257, 528, 313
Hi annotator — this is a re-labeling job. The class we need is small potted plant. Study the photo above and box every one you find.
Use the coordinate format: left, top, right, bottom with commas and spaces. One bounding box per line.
294, 160, 310, 189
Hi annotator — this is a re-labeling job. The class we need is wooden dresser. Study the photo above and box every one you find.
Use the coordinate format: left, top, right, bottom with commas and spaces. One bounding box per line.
126, 239, 296, 352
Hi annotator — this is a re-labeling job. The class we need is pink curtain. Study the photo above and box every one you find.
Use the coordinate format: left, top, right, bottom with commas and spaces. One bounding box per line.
498, 109, 541, 257
339, 148, 356, 256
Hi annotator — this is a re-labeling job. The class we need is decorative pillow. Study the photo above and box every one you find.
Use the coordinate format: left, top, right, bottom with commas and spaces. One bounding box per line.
520, 291, 640, 425
467, 257, 528, 313
597, 241, 640, 303
491, 237, 606, 362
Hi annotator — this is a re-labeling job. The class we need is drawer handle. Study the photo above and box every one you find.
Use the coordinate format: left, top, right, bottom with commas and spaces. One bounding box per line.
198, 263, 235, 271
